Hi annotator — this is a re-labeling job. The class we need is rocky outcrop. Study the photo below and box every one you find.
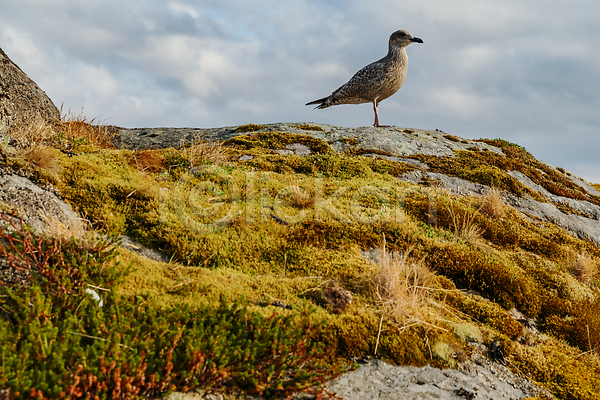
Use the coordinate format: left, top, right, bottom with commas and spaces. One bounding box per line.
112, 123, 502, 155
0, 47, 60, 135
401, 169, 600, 246
2, 48, 596, 399
114, 123, 600, 246
319, 344, 552, 400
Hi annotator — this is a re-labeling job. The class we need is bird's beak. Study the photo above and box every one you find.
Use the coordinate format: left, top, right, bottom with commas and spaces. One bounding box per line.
412, 37, 423, 43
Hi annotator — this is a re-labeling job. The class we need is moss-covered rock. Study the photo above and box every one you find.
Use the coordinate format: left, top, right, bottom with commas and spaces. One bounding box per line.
2, 120, 600, 399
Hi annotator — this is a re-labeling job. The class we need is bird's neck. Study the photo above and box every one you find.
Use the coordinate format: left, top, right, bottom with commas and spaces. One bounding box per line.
386, 46, 407, 62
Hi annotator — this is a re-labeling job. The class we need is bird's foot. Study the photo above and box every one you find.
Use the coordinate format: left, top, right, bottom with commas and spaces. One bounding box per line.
373, 123, 390, 128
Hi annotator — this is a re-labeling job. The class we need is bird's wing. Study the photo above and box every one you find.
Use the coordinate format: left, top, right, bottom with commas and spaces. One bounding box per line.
328, 60, 386, 103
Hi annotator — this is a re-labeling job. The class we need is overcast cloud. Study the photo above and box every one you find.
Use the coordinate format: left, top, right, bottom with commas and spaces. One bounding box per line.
1, 0, 599, 182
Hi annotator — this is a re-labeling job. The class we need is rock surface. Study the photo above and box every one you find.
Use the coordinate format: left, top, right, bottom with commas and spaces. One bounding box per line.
113, 122, 600, 246
0, 174, 81, 233
2, 119, 595, 400
321, 344, 551, 400
0, 47, 60, 135
1, 51, 594, 399
162, 344, 552, 400
113, 123, 501, 156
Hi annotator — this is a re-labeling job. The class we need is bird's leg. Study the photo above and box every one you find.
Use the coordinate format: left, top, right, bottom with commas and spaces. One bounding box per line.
373, 101, 388, 128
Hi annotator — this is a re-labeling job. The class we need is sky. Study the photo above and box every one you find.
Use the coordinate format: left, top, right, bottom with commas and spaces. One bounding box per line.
1, 0, 599, 183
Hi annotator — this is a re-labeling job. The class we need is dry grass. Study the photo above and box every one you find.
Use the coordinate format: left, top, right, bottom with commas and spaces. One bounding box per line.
183, 136, 227, 167
38, 212, 109, 251
480, 187, 506, 219
9, 114, 56, 148
130, 149, 165, 173
7, 108, 115, 150
285, 176, 315, 209
56, 108, 116, 149
569, 253, 597, 284
18, 145, 60, 173
371, 240, 438, 329
446, 198, 483, 242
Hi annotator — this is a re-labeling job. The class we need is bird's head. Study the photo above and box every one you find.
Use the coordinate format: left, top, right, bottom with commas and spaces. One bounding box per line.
389, 30, 423, 48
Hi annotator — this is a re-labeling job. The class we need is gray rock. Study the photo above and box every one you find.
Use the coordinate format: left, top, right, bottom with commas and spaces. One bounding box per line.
400, 170, 487, 197
567, 173, 600, 196
120, 235, 169, 263
285, 143, 312, 156
321, 344, 551, 400
508, 171, 600, 219
0, 47, 60, 135
0, 174, 82, 285
112, 123, 600, 247
273, 149, 294, 155
505, 193, 600, 245
0, 174, 81, 233
111, 123, 501, 156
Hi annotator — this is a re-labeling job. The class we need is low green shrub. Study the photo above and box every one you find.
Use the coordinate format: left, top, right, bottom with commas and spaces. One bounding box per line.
0, 218, 332, 399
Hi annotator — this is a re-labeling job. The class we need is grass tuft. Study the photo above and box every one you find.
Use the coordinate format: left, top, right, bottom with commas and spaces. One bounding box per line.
569, 253, 597, 284
18, 145, 60, 173
446, 197, 483, 242
182, 137, 227, 167
55, 107, 116, 149
480, 187, 506, 219
7, 114, 56, 148
371, 240, 437, 328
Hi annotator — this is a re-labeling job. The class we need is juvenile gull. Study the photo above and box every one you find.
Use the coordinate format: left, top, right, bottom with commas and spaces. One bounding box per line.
306, 30, 423, 127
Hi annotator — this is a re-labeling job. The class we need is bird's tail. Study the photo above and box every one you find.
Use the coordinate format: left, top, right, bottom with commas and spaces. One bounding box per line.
305, 96, 329, 109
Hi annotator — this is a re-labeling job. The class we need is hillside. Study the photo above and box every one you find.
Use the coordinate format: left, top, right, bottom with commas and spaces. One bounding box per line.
1, 118, 600, 399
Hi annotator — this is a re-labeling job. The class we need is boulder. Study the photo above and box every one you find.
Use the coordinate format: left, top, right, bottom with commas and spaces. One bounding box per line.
0, 46, 60, 135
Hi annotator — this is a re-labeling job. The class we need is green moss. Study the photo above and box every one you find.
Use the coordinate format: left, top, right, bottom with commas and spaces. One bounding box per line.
224, 131, 333, 155
233, 123, 267, 133
512, 339, 600, 400
541, 296, 600, 354
477, 138, 532, 157
236, 151, 413, 180
444, 134, 469, 144
338, 137, 359, 146
8, 124, 600, 397
58, 151, 160, 235
412, 145, 599, 206
292, 124, 325, 132
445, 290, 524, 338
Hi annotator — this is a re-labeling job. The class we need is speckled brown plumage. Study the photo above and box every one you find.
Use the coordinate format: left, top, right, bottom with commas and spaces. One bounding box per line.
306, 30, 423, 127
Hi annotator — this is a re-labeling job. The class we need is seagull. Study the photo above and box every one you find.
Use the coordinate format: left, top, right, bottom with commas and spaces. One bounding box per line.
306, 30, 423, 127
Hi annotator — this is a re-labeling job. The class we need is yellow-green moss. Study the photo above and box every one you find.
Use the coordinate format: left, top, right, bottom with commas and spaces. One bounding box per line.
233, 124, 266, 133
235, 151, 413, 179
58, 150, 160, 235
338, 137, 359, 146
445, 290, 524, 338
11, 126, 598, 398
413, 144, 599, 206
292, 123, 325, 131
511, 339, 600, 400
224, 131, 333, 154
